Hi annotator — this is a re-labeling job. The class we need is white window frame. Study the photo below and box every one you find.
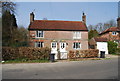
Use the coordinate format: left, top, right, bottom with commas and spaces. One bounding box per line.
73, 42, 81, 49
112, 31, 117, 35
35, 42, 44, 48
73, 31, 81, 39
36, 31, 44, 38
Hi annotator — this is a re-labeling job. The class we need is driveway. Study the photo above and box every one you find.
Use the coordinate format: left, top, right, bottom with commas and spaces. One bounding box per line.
2, 57, 118, 79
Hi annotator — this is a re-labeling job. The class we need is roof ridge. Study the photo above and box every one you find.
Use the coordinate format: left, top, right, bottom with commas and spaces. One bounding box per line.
100, 27, 118, 35
29, 19, 88, 31
34, 20, 82, 22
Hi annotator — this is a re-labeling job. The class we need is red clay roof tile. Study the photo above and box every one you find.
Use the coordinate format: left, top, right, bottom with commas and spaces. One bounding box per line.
28, 20, 88, 31
94, 37, 108, 42
99, 27, 120, 35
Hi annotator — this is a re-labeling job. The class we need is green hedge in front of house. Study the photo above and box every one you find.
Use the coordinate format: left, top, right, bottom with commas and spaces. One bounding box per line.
116, 48, 120, 54
2, 47, 51, 61
107, 41, 118, 54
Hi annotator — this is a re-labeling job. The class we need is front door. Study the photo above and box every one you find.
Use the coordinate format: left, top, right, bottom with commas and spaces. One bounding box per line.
51, 42, 58, 59
59, 42, 67, 59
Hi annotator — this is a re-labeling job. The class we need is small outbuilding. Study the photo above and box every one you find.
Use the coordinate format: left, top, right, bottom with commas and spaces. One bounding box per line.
89, 37, 108, 55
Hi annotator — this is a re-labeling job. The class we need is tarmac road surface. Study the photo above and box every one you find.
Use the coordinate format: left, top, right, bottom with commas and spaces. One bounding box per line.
2, 58, 118, 79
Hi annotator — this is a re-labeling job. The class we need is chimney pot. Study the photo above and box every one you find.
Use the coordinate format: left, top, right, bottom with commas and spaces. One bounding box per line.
82, 12, 86, 24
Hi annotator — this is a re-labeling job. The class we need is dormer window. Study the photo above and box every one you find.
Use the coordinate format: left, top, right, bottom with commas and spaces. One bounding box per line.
36, 31, 44, 38
112, 31, 117, 35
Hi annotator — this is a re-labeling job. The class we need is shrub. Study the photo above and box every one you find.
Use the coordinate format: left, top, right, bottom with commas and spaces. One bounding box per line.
80, 49, 99, 58
68, 50, 75, 59
2, 47, 19, 60
107, 41, 118, 54
2, 47, 51, 61
116, 48, 120, 54
68, 49, 99, 59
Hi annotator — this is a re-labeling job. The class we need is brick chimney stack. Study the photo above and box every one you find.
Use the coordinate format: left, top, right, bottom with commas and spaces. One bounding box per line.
30, 12, 34, 23
82, 12, 86, 24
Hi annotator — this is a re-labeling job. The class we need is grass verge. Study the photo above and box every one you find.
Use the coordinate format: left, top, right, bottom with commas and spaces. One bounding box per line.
69, 57, 111, 61
2, 59, 49, 64
110, 53, 120, 56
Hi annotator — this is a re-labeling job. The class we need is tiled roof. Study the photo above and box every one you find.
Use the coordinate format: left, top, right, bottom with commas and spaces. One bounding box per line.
99, 27, 120, 35
28, 20, 88, 31
94, 37, 108, 42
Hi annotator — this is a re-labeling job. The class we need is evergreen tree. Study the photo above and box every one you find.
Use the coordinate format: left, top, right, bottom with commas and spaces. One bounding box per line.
88, 30, 99, 40
2, 10, 17, 46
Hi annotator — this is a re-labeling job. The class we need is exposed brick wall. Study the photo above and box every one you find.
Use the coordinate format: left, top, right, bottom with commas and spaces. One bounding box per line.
29, 30, 88, 51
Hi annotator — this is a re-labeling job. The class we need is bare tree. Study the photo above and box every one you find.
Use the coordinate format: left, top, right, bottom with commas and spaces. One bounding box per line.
87, 25, 93, 31
1, 0, 16, 14
87, 19, 117, 33
108, 19, 117, 27
96, 23, 103, 32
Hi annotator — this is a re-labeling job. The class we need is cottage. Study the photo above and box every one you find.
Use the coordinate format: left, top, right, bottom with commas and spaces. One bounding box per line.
28, 12, 88, 59
99, 17, 120, 47
99, 27, 120, 43
89, 37, 108, 55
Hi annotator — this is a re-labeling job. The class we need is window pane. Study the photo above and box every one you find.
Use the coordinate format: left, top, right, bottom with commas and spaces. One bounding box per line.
38, 42, 40, 47
73, 42, 80, 49
63, 43, 65, 48
36, 31, 38, 37
41, 42, 42, 47
76, 43, 79, 48
61, 43, 65, 49
39, 32, 41, 37
36, 31, 43, 37
40, 31, 43, 37
73, 43, 75, 48
36, 42, 43, 48
52, 42, 56, 48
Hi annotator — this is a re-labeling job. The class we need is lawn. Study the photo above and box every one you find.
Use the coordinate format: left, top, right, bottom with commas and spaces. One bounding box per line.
2, 59, 49, 64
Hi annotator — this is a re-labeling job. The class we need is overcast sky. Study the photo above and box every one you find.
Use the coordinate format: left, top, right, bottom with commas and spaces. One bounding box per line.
15, 2, 119, 28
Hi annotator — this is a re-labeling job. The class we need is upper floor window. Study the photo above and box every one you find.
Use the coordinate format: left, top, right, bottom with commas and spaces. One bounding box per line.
36, 31, 44, 37
112, 31, 117, 35
73, 42, 81, 49
35, 42, 44, 48
73, 32, 81, 39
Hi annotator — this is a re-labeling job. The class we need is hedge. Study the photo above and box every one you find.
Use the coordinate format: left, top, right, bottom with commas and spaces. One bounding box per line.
2, 47, 51, 61
116, 48, 120, 54
68, 49, 99, 59
108, 41, 118, 54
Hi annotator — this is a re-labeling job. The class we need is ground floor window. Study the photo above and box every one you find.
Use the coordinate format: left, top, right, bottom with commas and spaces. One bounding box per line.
73, 42, 81, 49
35, 42, 44, 48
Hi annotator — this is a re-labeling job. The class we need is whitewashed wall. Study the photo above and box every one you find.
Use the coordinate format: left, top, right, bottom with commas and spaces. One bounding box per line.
96, 42, 108, 54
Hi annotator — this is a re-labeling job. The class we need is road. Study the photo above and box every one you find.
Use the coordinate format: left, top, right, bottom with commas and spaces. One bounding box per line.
2, 58, 118, 79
